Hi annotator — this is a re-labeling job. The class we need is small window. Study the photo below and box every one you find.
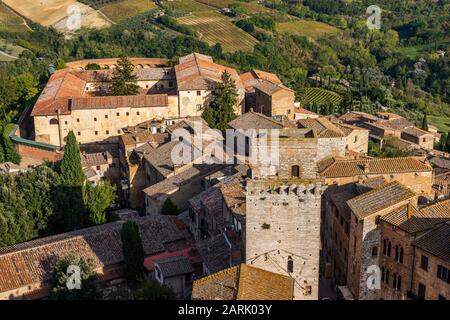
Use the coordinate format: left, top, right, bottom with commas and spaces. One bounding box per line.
77, 132, 81, 136
96, 165, 101, 170
418, 283, 426, 300
126, 112, 129, 116
437, 265, 449, 282
117, 130, 121, 134
106, 130, 109, 134
387, 241, 391, 257
77, 118, 80, 122
197, 90, 201, 96
64, 121, 68, 125
169, 81, 173, 87
287, 256, 294, 273
95, 131, 98, 135
372, 246, 378, 257
94, 117, 97, 122
105, 115, 108, 119
137, 111, 140, 116
354, 135, 358, 143
49, 118, 59, 125
420, 255, 429, 271
117, 112, 120, 116
291, 165, 300, 178
196, 104, 202, 111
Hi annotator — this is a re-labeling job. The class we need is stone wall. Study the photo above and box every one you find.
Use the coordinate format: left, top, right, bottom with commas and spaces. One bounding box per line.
246, 180, 325, 300
411, 247, 450, 300
317, 137, 346, 161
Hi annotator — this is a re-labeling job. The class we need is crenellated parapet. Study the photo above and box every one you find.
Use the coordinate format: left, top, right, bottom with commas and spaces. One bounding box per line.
246, 178, 327, 199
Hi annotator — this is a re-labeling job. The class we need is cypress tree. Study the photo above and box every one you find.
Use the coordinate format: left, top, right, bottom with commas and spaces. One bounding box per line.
110, 56, 140, 96
60, 131, 84, 185
161, 198, 178, 215
421, 113, 428, 131
202, 71, 238, 131
121, 221, 145, 284
446, 131, 450, 152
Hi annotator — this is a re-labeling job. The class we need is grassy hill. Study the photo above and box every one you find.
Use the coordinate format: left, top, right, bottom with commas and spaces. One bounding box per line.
99, 0, 157, 23
0, 2, 29, 33
276, 20, 341, 40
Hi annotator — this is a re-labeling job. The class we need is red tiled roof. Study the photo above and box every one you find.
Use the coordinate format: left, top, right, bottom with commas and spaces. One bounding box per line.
0, 216, 184, 295
175, 53, 243, 91
72, 94, 168, 110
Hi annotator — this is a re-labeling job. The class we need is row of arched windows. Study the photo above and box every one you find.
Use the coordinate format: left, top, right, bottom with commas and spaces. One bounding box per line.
383, 239, 404, 264
381, 267, 402, 291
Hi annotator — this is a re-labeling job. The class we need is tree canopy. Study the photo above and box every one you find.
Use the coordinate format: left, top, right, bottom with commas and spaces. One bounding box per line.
202, 71, 238, 131
50, 254, 100, 300
121, 221, 145, 284
110, 56, 140, 96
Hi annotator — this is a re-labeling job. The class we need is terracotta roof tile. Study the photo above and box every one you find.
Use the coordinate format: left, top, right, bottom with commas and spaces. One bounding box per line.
228, 111, 283, 131
413, 222, 450, 263
297, 117, 345, 138
382, 199, 450, 233
347, 181, 416, 219
175, 53, 243, 91
319, 157, 432, 178
236, 264, 294, 300
192, 264, 293, 300
0, 216, 184, 295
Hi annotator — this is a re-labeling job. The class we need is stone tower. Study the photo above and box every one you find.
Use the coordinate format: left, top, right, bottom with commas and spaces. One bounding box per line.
245, 128, 325, 300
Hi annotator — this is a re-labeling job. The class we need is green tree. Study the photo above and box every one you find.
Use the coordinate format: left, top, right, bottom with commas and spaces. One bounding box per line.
121, 221, 145, 284
2, 125, 21, 164
110, 56, 140, 96
60, 131, 84, 185
446, 131, 450, 152
421, 113, 428, 131
139, 281, 177, 300
161, 198, 178, 215
85, 63, 101, 70
56, 131, 85, 231
50, 255, 100, 300
0, 174, 34, 246
202, 71, 238, 131
83, 181, 117, 225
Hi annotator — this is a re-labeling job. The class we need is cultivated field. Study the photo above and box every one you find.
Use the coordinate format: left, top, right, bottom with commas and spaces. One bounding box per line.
0, 38, 27, 61
166, 0, 257, 52
303, 87, 343, 105
0, 2, 29, 32
2, 0, 110, 31
428, 115, 450, 133
178, 11, 257, 52
194, 0, 229, 8
276, 20, 340, 40
99, 0, 157, 23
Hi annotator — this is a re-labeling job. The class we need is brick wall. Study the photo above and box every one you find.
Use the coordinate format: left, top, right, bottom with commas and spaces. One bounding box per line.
16, 144, 62, 162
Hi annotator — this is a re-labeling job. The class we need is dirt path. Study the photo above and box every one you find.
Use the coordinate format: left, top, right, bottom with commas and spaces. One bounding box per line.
0, 49, 18, 59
